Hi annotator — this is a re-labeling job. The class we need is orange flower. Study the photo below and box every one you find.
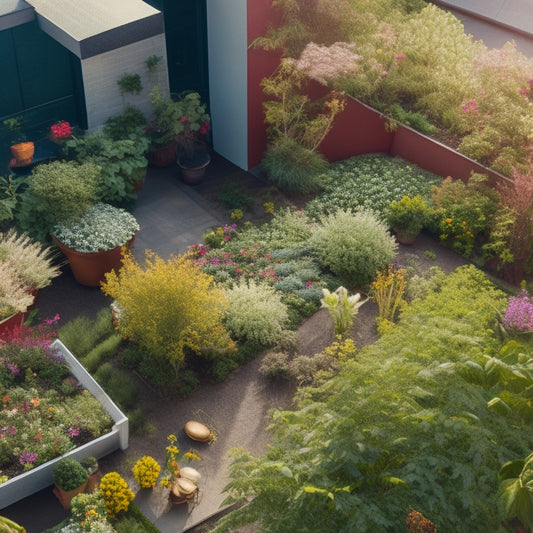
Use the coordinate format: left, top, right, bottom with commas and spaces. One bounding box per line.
445, 218, 452, 224
31, 397, 40, 407
2, 395, 9, 403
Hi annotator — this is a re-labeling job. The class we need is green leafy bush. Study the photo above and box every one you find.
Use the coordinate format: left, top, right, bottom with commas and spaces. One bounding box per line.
17, 161, 101, 242
53, 458, 88, 491
262, 138, 328, 194
309, 208, 398, 288
224, 280, 289, 346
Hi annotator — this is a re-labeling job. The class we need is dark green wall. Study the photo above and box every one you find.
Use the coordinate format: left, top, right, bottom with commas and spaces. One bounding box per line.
144, 0, 209, 102
1, 20, 85, 169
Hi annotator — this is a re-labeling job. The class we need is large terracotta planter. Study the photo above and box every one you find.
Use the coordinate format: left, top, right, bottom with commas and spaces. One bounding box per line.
147, 141, 177, 167
52, 236, 134, 287
53, 479, 89, 510
10, 142, 34, 165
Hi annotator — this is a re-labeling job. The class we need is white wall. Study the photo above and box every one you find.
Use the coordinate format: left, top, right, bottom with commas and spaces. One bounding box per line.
207, 0, 248, 169
81, 34, 170, 130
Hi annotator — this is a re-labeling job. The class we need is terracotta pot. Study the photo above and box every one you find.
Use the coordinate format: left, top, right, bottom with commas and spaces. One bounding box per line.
52, 236, 134, 287
10, 142, 35, 165
178, 150, 210, 185
393, 228, 417, 245
87, 470, 102, 492
148, 141, 176, 167
53, 480, 88, 510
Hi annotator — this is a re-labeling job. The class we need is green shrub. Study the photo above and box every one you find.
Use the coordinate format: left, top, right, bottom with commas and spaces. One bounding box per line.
94, 363, 139, 410
259, 351, 292, 380
82, 334, 123, 373
224, 280, 290, 346
59, 309, 115, 357
262, 138, 328, 194
429, 174, 500, 256
17, 161, 101, 242
309, 208, 398, 288
53, 458, 88, 491
218, 183, 254, 211
387, 103, 437, 134
103, 105, 147, 141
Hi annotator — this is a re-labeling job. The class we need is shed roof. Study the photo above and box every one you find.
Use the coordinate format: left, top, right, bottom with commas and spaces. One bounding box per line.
24, 0, 163, 58
0, 0, 35, 31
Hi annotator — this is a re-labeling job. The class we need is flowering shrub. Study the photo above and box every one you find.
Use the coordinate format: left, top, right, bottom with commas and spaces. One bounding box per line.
502, 290, 533, 334
132, 455, 161, 488
320, 286, 366, 336
430, 174, 499, 257
370, 264, 407, 330
50, 121, 72, 140
101, 250, 235, 377
99, 472, 135, 518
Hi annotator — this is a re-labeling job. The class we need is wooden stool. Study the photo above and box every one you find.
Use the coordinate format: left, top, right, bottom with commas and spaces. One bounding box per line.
184, 421, 211, 442
169, 477, 199, 505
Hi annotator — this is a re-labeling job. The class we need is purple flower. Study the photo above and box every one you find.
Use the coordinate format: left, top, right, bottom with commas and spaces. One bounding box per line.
68, 426, 81, 437
503, 290, 533, 333
395, 54, 405, 60
19, 452, 37, 465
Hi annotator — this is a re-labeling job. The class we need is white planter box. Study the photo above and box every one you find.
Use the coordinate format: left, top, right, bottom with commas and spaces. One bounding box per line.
0, 339, 129, 509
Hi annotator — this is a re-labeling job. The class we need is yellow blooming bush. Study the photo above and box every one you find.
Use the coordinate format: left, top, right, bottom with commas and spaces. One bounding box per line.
371, 264, 407, 331
101, 250, 235, 375
99, 472, 135, 518
132, 455, 161, 488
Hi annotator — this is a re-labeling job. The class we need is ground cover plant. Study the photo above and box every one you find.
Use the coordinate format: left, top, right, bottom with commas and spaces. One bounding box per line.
214, 265, 533, 532
0, 318, 113, 482
305, 153, 441, 220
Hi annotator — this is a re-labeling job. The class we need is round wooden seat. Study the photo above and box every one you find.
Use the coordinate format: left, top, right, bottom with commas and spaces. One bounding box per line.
184, 420, 211, 442
169, 476, 199, 505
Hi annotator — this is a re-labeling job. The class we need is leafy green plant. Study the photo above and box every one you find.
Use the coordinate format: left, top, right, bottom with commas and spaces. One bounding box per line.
82, 334, 123, 373
498, 452, 533, 531
0, 174, 26, 222
386, 103, 437, 135
117, 73, 143, 95
309, 208, 398, 288
215, 267, 516, 533
103, 105, 148, 141
17, 161, 101, 242
53, 458, 88, 491
387, 195, 430, 239
262, 138, 328, 194
65, 133, 149, 203
145, 54, 162, 72
218, 182, 254, 211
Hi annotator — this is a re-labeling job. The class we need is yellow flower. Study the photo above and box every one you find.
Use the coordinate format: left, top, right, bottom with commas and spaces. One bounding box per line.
462, 220, 467, 226
376, 49, 383, 54
167, 434, 177, 442
445, 218, 452, 224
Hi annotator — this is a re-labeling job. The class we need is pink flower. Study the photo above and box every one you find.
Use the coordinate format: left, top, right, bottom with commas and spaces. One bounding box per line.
395, 54, 405, 60
520, 89, 528, 95
180, 116, 187, 123
381, 71, 388, 76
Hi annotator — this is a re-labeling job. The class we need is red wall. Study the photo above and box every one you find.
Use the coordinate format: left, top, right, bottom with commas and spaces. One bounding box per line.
245, 4, 510, 188
247, 0, 281, 169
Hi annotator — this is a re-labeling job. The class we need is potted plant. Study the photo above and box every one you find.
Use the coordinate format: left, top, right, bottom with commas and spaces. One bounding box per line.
386, 195, 429, 245
0, 229, 62, 334
53, 457, 89, 509
52, 203, 140, 287
148, 86, 210, 179
81, 456, 101, 491
3, 117, 34, 166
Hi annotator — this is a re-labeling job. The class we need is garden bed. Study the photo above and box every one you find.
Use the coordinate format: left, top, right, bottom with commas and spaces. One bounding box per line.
0, 339, 128, 509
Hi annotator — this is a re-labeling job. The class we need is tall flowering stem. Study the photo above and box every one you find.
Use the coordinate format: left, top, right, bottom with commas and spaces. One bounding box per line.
371, 265, 407, 326
321, 286, 367, 336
